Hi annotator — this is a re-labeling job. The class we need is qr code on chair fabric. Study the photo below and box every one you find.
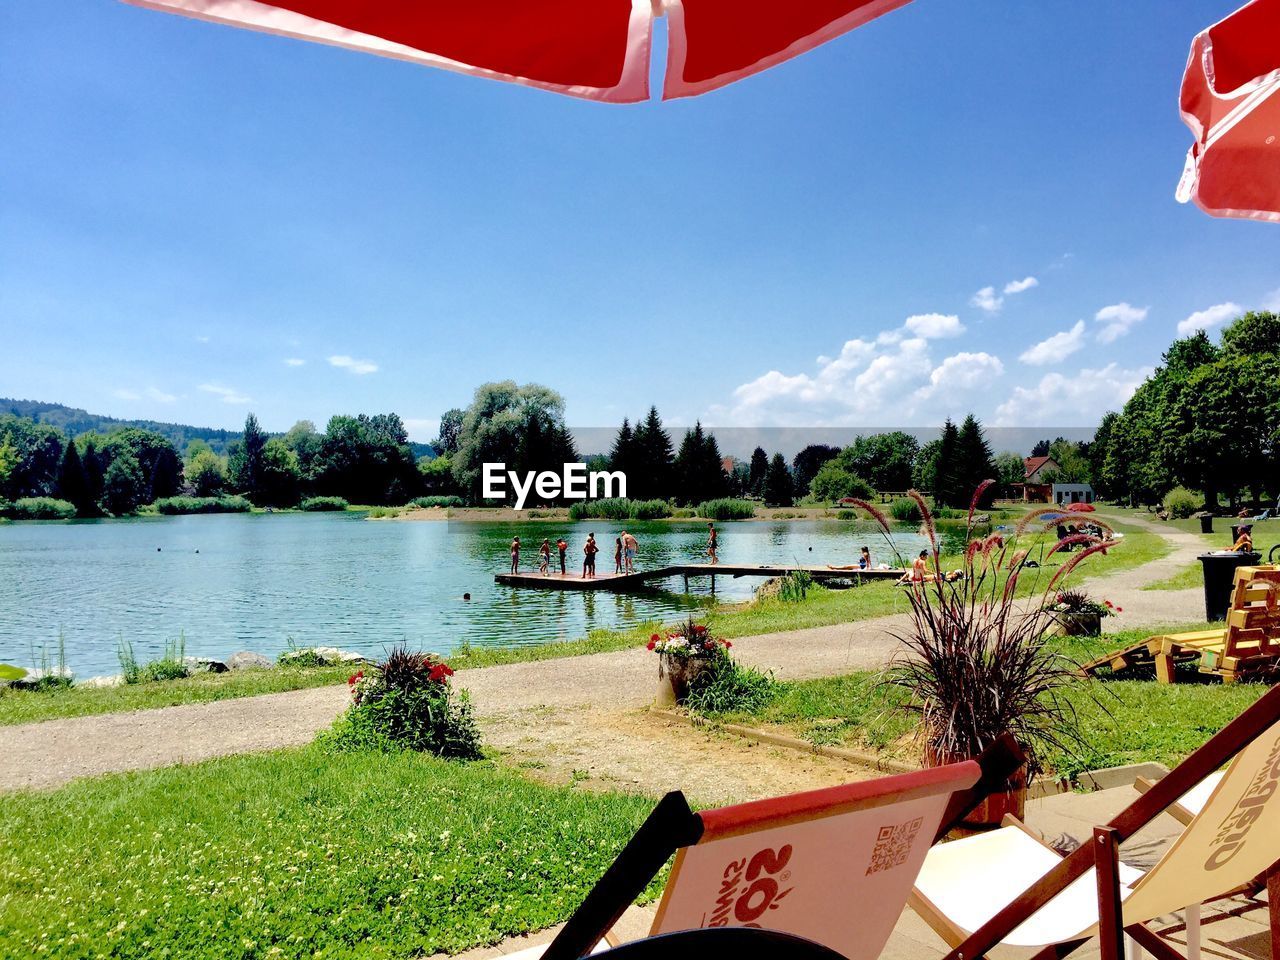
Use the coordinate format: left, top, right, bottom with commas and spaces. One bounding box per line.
865, 816, 924, 875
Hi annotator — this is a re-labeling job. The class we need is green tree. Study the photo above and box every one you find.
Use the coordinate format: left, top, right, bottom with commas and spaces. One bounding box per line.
672, 422, 728, 506
1043, 439, 1091, 484
834, 432, 919, 492
228, 414, 269, 501
609, 418, 636, 481
954, 415, 996, 505
418, 454, 459, 497
282, 420, 323, 490
100, 451, 144, 516
763, 453, 793, 507
747, 446, 769, 497
56, 439, 93, 516
791, 445, 841, 494
1220, 311, 1280, 357
451, 382, 575, 504
630, 407, 675, 501
317, 413, 420, 505
432, 408, 465, 456
186, 449, 226, 497
809, 461, 873, 502
994, 451, 1025, 493
0, 415, 65, 500
928, 419, 962, 506
0, 436, 15, 489
258, 438, 302, 507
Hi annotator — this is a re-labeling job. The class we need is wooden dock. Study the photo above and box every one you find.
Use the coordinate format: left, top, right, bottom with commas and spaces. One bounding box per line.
494, 563, 905, 592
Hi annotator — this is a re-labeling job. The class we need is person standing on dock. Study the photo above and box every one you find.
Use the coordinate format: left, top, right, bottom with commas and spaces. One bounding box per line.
614, 536, 624, 574
583, 533, 599, 579
539, 538, 551, 576
510, 536, 521, 574
556, 537, 568, 576
621, 530, 638, 573
706, 523, 718, 565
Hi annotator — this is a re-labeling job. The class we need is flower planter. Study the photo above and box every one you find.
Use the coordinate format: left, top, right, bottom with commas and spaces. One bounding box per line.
655, 654, 714, 707
1048, 611, 1103, 637
926, 745, 1027, 835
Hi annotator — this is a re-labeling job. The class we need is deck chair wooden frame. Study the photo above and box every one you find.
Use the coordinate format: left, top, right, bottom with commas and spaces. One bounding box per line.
1083, 566, 1280, 684
929, 683, 1280, 960
538, 736, 1023, 960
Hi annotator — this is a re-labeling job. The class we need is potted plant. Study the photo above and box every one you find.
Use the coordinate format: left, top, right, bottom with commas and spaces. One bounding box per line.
1044, 590, 1120, 637
850, 487, 1112, 831
648, 617, 732, 706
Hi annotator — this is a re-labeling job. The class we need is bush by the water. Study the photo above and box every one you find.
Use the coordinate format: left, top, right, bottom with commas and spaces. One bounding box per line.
299, 496, 349, 512
153, 495, 252, 515
808, 463, 874, 503
5, 497, 77, 520
777, 570, 814, 602
411, 495, 465, 509
327, 646, 482, 759
889, 498, 923, 523
568, 498, 673, 521
696, 498, 756, 521
118, 637, 190, 684
687, 652, 778, 715
1163, 486, 1200, 519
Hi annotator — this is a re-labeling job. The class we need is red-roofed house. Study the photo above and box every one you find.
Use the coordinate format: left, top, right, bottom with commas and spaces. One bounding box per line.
1014, 456, 1059, 503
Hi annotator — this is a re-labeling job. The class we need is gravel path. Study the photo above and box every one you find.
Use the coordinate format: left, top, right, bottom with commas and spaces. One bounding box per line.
0, 514, 1206, 794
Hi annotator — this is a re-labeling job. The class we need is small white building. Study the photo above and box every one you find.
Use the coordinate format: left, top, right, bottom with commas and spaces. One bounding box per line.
1052, 483, 1095, 505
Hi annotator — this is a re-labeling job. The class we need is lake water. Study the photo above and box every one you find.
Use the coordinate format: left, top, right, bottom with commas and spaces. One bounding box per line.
0, 513, 933, 678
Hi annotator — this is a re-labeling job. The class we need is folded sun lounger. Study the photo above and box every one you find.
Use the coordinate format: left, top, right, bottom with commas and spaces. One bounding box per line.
910, 683, 1280, 960
506, 737, 1021, 960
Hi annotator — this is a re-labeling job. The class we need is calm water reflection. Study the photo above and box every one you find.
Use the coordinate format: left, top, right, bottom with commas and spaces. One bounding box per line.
0, 513, 930, 677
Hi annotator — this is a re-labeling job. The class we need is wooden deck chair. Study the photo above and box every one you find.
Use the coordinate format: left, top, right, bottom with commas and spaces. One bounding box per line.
909, 683, 1280, 960
1082, 565, 1280, 683
505, 737, 1023, 960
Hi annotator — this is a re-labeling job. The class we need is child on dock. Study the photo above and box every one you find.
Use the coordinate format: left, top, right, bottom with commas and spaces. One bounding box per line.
556, 537, 568, 576
614, 536, 624, 574
539, 538, 551, 576
583, 533, 598, 579
510, 536, 520, 574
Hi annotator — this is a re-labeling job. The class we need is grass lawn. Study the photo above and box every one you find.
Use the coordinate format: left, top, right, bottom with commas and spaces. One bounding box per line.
0, 745, 661, 960
0, 666, 353, 727
0, 518, 1167, 727
693, 625, 1268, 781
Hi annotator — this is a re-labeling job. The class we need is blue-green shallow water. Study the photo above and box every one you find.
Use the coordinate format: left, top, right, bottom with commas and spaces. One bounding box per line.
0, 514, 932, 678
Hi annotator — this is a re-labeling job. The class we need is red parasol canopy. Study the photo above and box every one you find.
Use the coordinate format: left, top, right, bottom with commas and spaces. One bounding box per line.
1176, 0, 1280, 222
124, 0, 911, 103
1066, 502, 1095, 513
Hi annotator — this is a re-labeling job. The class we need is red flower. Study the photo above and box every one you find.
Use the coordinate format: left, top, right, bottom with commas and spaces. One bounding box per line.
723, 640, 732, 649
646, 639, 657, 651
1115, 606, 1123, 613
1104, 600, 1113, 608
427, 663, 455, 684
347, 670, 363, 686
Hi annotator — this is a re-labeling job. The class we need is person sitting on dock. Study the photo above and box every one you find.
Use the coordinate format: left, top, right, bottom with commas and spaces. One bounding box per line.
898, 549, 928, 585
539, 538, 551, 576
583, 533, 599, 579
859, 546, 871, 570
556, 537, 568, 576
510, 536, 521, 574
614, 536, 624, 574
707, 523, 718, 565
622, 530, 638, 573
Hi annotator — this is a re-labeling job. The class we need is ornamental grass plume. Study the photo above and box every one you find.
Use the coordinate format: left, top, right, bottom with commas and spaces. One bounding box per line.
856, 486, 1114, 783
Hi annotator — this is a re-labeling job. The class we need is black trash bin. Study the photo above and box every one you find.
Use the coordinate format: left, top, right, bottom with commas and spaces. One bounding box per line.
1199, 514, 1214, 534
1198, 551, 1261, 621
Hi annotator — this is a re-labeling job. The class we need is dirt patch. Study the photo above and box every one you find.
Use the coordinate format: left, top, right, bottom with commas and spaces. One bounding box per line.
483, 705, 875, 806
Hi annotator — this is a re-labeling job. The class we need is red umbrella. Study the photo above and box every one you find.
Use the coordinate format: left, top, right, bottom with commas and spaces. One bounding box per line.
123, 0, 911, 103
1176, 0, 1280, 222
1066, 502, 1095, 513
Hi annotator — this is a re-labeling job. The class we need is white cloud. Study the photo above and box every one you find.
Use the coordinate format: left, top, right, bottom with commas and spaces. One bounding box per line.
195, 335, 211, 344
914, 352, 1005, 402
971, 286, 1003, 314
1263, 289, 1280, 312
721, 311, 998, 425
1094, 302, 1148, 344
328, 355, 379, 375
199, 383, 252, 405
284, 358, 306, 367
995, 363, 1152, 425
1019, 320, 1087, 366
1177, 302, 1241, 336
113, 387, 176, 403
904, 313, 965, 339
1004, 276, 1039, 295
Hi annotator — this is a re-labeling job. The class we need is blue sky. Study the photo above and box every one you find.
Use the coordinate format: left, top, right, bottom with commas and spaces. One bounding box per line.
2, 1, 1277, 441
